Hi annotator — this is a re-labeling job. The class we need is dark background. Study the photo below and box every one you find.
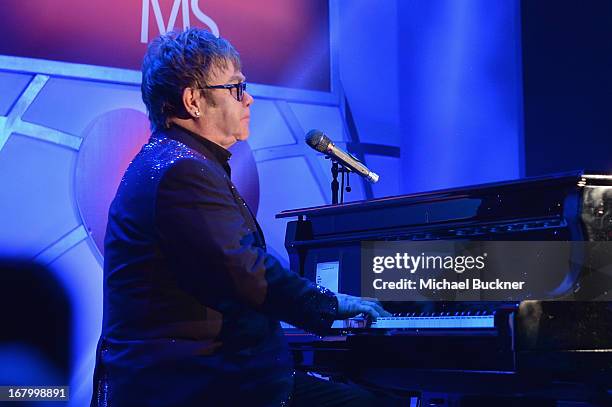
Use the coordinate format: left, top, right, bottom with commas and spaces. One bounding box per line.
522, 0, 612, 175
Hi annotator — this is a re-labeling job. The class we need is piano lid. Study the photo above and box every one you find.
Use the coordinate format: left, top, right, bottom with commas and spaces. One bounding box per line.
276, 171, 612, 220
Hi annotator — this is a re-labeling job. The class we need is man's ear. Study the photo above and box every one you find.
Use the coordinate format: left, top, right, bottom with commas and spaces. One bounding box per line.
181, 87, 202, 118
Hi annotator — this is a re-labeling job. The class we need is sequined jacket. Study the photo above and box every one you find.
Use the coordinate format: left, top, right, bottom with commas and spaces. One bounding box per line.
91, 124, 338, 406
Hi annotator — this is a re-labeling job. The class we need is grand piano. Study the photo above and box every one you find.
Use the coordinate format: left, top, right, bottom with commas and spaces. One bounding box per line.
277, 171, 612, 406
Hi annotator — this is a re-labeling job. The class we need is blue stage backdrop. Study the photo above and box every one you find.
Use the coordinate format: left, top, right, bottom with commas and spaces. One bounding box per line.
398, 0, 524, 193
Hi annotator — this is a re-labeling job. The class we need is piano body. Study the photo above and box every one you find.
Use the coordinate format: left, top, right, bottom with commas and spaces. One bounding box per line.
278, 171, 612, 405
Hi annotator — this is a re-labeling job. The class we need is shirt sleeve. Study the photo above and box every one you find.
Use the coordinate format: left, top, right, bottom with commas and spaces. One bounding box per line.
155, 157, 337, 334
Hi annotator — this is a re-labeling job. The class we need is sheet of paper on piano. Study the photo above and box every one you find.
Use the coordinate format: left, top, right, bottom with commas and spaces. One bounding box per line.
315, 261, 339, 293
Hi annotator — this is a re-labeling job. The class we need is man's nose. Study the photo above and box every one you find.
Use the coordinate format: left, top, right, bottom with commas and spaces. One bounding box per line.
243, 91, 254, 107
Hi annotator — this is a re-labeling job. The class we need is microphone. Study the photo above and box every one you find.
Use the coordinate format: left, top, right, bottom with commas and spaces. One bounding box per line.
305, 129, 379, 183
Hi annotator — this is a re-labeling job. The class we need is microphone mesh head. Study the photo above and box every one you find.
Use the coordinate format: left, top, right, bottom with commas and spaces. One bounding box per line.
305, 129, 331, 153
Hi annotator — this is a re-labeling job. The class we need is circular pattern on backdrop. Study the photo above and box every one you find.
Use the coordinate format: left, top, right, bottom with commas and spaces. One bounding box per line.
75, 109, 260, 256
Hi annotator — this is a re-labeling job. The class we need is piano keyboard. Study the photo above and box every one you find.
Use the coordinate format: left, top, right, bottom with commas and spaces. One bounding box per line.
330, 312, 495, 330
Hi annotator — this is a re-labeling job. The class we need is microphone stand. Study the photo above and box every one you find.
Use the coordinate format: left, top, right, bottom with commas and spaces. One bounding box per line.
328, 157, 351, 205
331, 160, 340, 205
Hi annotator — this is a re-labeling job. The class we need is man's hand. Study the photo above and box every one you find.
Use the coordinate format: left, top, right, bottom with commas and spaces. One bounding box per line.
335, 293, 391, 320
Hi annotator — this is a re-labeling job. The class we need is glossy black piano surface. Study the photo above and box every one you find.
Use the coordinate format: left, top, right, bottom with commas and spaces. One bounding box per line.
278, 171, 612, 405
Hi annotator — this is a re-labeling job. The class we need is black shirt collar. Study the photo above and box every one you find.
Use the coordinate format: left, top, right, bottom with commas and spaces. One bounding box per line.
161, 124, 232, 176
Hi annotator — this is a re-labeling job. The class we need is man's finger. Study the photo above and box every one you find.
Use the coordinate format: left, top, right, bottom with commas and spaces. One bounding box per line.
362, 300, 391, 318
374, 303, 392, 318
362, 298, 392, 317
358, 304, 381, 320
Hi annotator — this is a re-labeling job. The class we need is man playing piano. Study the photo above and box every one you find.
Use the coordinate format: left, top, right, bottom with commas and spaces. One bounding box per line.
90, 28, 398, 406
